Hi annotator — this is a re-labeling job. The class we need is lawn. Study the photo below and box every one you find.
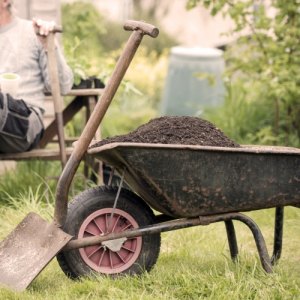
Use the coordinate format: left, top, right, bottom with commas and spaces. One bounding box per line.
0, 169, 299, 299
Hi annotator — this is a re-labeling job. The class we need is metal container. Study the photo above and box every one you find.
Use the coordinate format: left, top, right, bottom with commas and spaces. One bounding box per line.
160, 46, 225, 116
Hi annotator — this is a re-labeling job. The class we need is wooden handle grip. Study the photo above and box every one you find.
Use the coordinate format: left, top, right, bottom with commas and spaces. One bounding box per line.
52, 26, 63, 33
124, 20, 159, 38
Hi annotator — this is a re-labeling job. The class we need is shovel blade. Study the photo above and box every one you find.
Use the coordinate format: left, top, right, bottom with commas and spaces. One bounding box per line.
0, 212, 72, 291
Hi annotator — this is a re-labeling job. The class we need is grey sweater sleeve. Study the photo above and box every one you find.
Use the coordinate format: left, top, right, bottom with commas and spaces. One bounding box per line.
39, 40, 74, 95
0, 17, 74, 109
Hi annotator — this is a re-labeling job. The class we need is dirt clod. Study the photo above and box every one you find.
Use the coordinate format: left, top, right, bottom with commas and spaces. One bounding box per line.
90, 116, 240, 148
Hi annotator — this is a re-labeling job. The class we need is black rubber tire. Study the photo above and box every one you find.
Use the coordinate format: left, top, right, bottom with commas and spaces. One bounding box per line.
57, 186, 161, 279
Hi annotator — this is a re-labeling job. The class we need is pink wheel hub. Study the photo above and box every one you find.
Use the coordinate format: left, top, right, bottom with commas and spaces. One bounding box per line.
78, 208, 142, 274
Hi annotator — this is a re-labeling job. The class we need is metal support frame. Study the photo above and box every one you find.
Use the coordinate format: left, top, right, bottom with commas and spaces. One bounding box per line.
271, 207, 284, 264
63, 211, 273, 273
225, 220, 239, 261
224, 207, 285, 269
224, 213, 273, 273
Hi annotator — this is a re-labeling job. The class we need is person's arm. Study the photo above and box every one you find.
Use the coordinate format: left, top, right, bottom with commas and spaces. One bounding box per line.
33, 18, 74, 95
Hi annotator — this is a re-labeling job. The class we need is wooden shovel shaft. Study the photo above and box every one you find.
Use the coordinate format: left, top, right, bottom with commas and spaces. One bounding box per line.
54, 21, 159, 227
46, 32, 67, 167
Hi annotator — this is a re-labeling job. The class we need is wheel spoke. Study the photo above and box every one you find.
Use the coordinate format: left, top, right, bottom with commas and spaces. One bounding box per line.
87, 245, 102, 258
120, 223, 133, 232
97, 248, 106, 267
105, 213, 109, 233
121, 245, 135, 253
93, 219, 104, 234
115, 251, 126, 263
111, 215, 121, 233
109, 250, 114, 269
84, 228, 98, 236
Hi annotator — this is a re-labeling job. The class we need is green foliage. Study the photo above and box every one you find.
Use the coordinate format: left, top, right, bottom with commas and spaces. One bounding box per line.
62, 1, 106, 54
0, 161, 93, 206
131, 1, 178, 55
187, 0, 300, 146
62, 1, 106, 84
63, 36, 91, 85
61, 1, 175, 137
99, 46, 168, 138
205, 78, 274, 144
0, 161, 58, 205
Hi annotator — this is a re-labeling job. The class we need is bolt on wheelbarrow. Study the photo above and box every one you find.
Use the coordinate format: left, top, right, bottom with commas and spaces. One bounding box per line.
0, 20, 159, 292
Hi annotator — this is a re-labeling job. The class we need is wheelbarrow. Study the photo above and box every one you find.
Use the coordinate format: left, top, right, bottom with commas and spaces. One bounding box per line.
0, 20, 299, 292
55, 142, 299, 279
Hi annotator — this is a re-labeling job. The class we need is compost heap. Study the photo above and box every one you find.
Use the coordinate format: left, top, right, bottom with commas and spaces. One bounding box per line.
90, 116, 239, 148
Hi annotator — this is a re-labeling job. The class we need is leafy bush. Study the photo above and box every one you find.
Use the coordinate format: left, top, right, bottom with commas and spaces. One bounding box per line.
204, 78, 275, 144
62, 1, 105, 55
62, 2, 106, 84
187, 0, 300, 147
99, 46, 168, 138
61, 1, 173, 137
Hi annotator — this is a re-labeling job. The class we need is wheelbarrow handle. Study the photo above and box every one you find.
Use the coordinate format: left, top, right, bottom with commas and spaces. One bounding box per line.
124, 20, 159, 38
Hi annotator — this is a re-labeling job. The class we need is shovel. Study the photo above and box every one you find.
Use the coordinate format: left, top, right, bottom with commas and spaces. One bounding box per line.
0, 20, 159, 291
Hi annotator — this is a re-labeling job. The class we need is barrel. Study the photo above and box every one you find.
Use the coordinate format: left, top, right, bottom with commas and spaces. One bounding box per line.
160, 46, 225, 116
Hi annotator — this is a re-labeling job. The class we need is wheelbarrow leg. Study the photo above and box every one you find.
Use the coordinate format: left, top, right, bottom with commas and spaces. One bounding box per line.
225, 220, 239, 261
271, 206, 284, 265
232, 214, 273, 273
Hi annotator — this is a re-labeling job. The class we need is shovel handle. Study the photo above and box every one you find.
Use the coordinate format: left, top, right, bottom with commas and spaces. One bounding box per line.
51, 26, 63, 34
54, 21, 159, 227
35, 25, 62, 35
124, 20, 159, 38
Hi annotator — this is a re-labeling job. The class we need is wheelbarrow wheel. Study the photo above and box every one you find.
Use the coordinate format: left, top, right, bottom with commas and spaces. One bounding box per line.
57, 186, 161, 279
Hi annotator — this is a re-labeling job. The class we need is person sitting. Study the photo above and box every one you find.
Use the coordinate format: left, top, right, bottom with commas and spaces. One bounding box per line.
0, 0, 73, 153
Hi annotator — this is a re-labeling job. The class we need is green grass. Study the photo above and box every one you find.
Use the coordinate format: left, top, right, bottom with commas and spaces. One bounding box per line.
0, 184, 299, 299
0, 161, 95, 206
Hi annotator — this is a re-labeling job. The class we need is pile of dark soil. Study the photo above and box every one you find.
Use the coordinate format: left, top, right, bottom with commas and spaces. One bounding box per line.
90, 116, 240, 148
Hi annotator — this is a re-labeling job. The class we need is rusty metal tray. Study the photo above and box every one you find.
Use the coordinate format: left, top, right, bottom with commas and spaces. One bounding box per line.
88, 143, 300, 218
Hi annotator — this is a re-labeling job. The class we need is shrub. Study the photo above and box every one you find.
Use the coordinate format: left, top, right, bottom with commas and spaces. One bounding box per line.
187, 0, 300, 147
62, 1, 173, 137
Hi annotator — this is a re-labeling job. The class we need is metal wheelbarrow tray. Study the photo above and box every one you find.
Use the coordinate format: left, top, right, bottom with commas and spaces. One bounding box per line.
88, 142, 300, 217
82, 142, 299, 274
